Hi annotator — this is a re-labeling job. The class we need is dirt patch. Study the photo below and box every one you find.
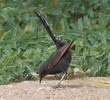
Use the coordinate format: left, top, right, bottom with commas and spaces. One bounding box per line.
0, 74, 110, 100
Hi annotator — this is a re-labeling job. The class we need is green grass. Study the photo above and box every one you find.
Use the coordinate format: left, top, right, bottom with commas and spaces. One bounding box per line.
0, 0, 110, 84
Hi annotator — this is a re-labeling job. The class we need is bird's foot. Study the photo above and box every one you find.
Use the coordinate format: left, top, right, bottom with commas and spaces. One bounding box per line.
53, 83, 65, 88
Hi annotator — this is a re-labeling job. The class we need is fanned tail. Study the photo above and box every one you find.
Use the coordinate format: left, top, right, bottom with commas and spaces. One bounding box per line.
34, 11, 64, 48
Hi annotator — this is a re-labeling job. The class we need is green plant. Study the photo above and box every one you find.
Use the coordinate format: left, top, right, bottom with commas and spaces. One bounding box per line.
0, 0, 110, 84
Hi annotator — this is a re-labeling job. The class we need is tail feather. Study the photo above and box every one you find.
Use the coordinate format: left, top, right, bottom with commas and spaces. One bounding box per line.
34, 11, 64, 48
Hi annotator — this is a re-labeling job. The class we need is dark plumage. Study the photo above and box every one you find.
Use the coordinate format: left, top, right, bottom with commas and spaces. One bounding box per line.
34, 11, 75, 87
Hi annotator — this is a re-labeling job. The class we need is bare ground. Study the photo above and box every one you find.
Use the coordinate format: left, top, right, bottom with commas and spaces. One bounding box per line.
0, 73, 110, 100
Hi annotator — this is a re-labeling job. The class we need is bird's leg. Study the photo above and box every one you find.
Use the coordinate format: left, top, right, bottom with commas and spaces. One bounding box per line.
58, 72, 66, 85
55, 72, 67, 88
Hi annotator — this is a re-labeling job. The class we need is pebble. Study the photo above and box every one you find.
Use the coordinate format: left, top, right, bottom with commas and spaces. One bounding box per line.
7, 84, 13, 88
37, 87, 44, 91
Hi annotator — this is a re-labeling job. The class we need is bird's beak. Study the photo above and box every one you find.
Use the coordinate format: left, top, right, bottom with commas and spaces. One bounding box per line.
39, 78, 42, 83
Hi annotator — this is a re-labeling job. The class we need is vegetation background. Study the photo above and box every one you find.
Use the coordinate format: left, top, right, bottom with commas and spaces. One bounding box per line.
0, 0, 110, 84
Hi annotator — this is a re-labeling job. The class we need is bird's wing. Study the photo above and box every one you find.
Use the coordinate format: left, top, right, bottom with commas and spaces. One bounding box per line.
47, 39, 75, 69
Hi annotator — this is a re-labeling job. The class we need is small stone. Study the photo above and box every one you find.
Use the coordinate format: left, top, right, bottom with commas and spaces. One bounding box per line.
37, 87, 44, 91
7, 84, 13, 88
71, 88, 76, 91
46, 87, 52, 91
46, 96, 50, 99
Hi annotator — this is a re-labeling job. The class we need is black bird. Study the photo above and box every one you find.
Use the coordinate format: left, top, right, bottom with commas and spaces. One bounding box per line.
34, 11, 75, 87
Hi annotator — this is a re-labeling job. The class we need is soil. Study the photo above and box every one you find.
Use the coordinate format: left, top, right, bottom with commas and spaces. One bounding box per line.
0, 72, 110, 100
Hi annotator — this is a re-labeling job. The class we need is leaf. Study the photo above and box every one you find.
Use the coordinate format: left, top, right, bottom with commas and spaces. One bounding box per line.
1, 29, 16, 48
83, 16, 91, 28
16, 33, 36, 48
77, 18, 83, 32
90, 63, 101, 76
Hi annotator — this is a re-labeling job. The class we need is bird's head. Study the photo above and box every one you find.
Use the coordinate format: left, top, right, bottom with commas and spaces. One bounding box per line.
39, 73, 45, 83
38, 66, 47, 83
